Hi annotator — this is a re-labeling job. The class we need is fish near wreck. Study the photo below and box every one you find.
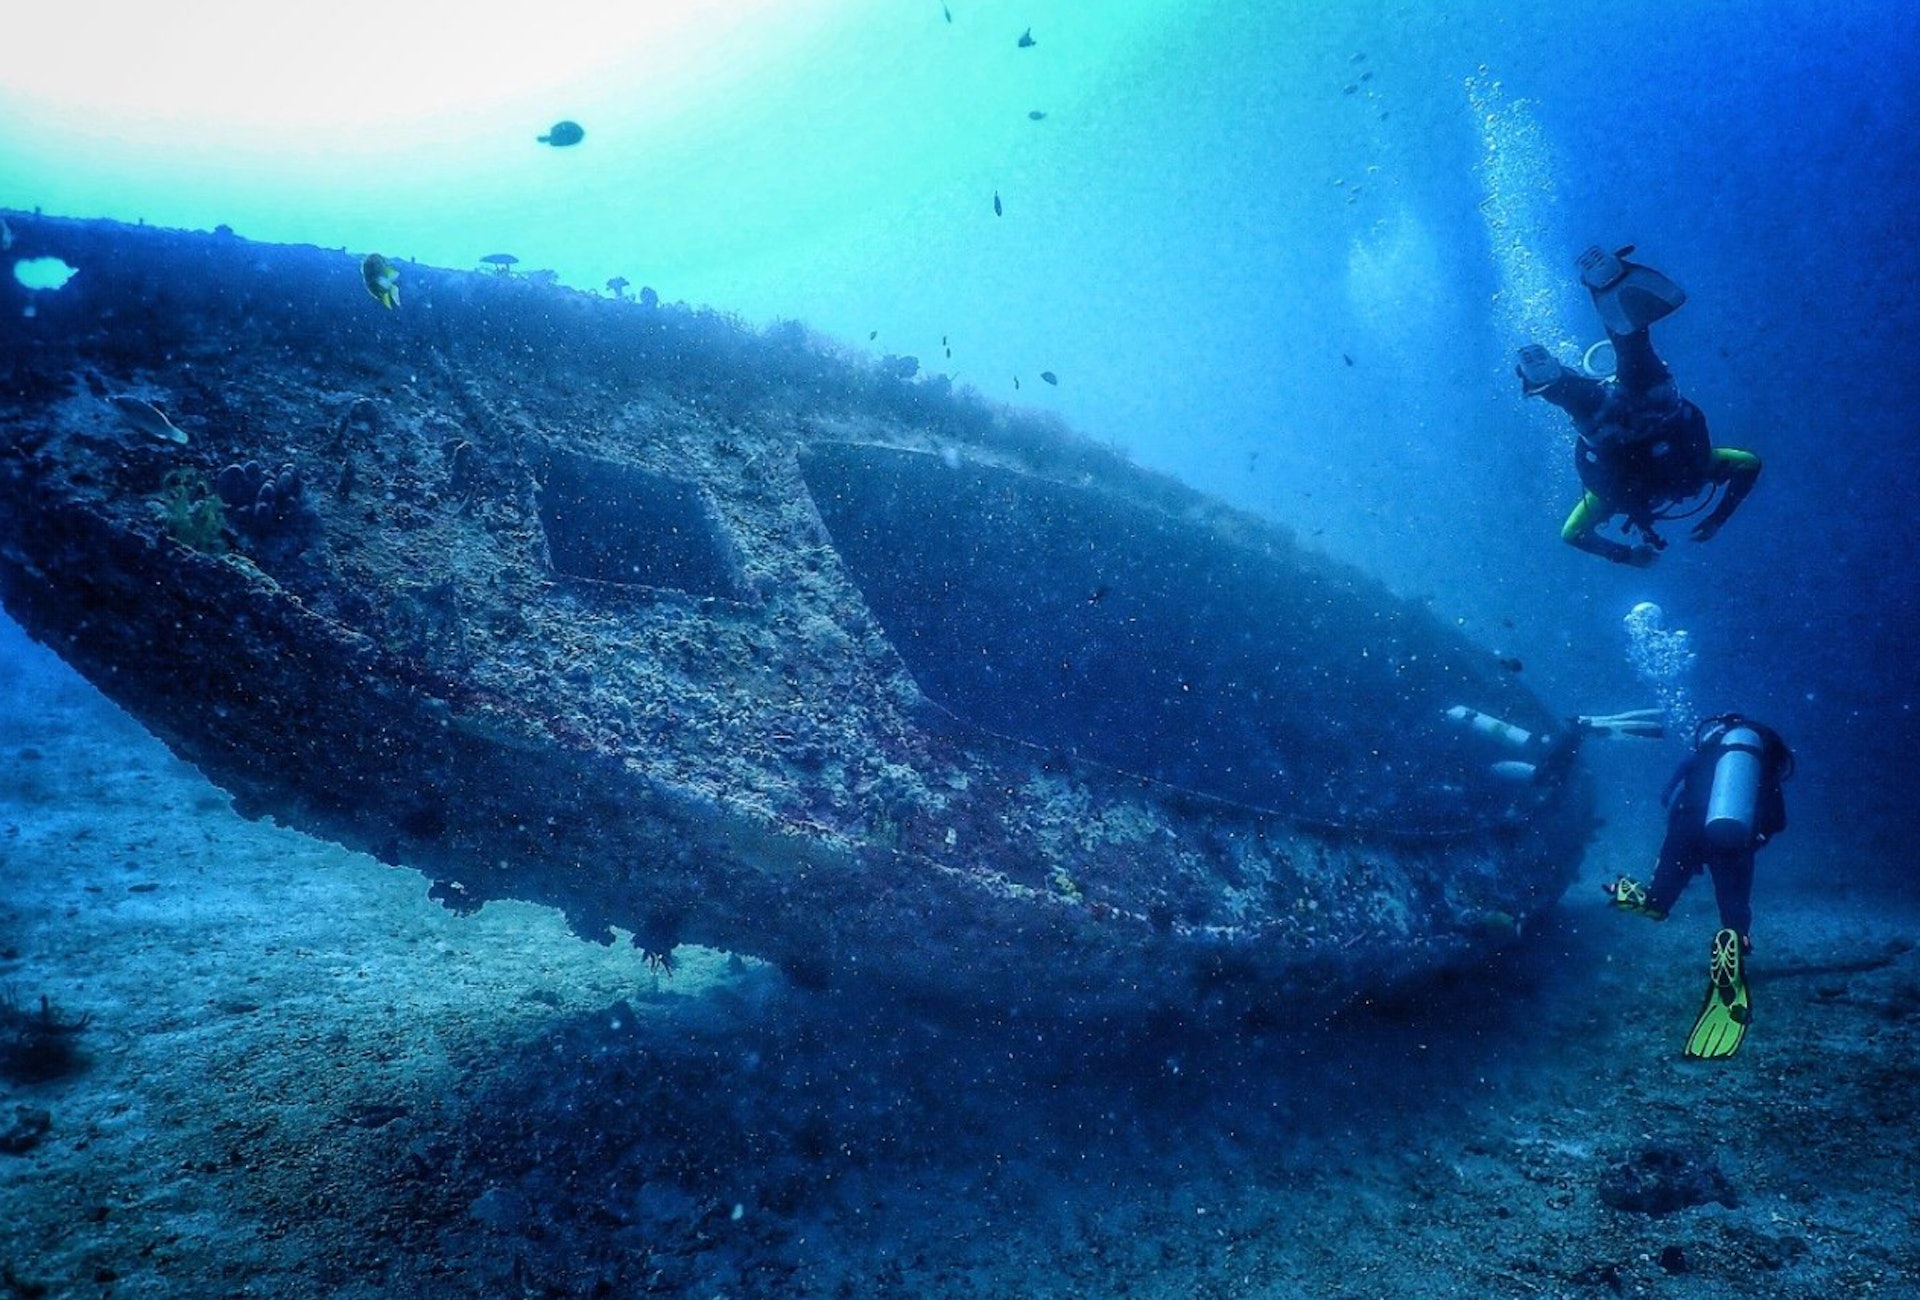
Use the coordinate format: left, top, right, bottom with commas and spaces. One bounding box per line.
361, 253, 400, 309
108, 395, 189, 445
0, 211, 1593, 1021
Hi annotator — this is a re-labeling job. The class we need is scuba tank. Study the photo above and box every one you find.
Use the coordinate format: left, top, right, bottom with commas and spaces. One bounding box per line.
1699, 717, 1766, 848
1444, 705, 1533, 751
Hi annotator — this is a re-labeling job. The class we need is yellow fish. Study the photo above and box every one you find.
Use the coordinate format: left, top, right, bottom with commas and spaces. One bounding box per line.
361, 253, 400, 309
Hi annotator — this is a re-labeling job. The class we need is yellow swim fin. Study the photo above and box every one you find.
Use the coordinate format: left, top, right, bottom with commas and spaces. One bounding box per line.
1684, 928, 1750, 1060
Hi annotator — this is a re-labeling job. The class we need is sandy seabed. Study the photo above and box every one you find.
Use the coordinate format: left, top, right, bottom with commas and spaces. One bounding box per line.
2, 649, 1917, 1300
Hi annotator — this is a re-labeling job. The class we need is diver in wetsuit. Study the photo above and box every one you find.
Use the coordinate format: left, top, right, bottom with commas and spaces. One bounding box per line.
1442, 704, 1665, 788
1604, 713, 1792, 1059
1518, 246, 1762, 567
1605, 713, 1792, 943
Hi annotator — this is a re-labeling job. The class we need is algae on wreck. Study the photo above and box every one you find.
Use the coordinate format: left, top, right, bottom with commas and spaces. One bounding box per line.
155, 468, 228, 554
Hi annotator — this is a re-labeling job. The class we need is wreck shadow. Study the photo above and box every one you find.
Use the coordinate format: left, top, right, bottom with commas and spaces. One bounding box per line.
393, 920, 1581, 1297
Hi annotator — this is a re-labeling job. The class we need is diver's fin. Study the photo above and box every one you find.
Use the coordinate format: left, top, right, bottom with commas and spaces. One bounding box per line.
1684, 928, 1751, 1060
1576, 708, 1666, 740
1516, 344, 1566, 397
1603, 875, 1667, 920
1577, 244, 1687, 335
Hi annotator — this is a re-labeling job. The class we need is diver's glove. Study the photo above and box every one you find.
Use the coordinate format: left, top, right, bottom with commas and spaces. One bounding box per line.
1603, 876, 1667, 920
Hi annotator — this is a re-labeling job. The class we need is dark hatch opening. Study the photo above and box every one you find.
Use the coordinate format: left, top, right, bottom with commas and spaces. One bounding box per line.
537, 454, 746, 600
800, 443, 1534, 832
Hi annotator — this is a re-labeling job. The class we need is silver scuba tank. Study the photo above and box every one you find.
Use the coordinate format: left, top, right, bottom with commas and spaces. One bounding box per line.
1444, 705, 1533, 751
1704, 724, 1765, 848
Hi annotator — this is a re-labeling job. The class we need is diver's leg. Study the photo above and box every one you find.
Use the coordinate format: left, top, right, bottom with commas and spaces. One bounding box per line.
1517, 345, 1609, 419
1550, 374, 1609, 421
1562, 493, 1654, 566
1691, 448, 1763, 541
1609, 328, 1676, 403
1646, 825, 1702, 918
1707, 845, 1756, 944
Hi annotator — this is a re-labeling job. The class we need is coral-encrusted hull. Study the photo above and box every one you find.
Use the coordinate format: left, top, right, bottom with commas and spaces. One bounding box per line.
0, 212, 1592, 1017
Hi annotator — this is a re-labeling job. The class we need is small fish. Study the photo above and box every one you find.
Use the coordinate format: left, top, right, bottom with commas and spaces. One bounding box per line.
1087, 585, 1109, 605
993, 190, 1003, 217
1497, 656, 1524, 674
109, 396, 188, 445
1017, 27, 1035, 48
942, 1, 952, 21
538, 120, 585, 147
0, 216, 12, 252
869, 330, 879, 341
1027, 110, 1047, 121
945, 347, 951, 359
361, 253, 400, 309
941, 334, 948, 346
1013, 376, 1021, 390
1040, 370, 1058, 386
1342, 353, 1354, 366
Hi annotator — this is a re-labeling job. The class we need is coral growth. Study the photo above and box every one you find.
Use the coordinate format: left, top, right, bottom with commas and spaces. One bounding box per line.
154, 468, 227, 553
215, 460, 320, 557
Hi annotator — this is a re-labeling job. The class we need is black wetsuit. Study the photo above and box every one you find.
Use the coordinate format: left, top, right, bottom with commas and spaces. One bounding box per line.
1545, 329, 1713, 528
1648, 720, 1791, 937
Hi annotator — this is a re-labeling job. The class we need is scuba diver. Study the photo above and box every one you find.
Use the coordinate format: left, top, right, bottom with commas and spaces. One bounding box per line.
1517, 246, 1762, 567
1444, 704, 1665, 789
1604, 713, 1794, 1059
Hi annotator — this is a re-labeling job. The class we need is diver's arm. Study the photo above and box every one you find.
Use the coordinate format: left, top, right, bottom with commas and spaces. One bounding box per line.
1691, 448, 1762, 541
1562, 492, 1656, 566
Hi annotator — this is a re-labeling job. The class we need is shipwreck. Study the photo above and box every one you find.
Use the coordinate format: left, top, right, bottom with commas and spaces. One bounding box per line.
0, 213, 1591, 1018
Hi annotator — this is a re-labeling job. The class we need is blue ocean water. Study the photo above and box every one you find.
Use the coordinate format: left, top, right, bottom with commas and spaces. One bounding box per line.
5, 2, 1920, 1294
6, 0, 1915, 876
